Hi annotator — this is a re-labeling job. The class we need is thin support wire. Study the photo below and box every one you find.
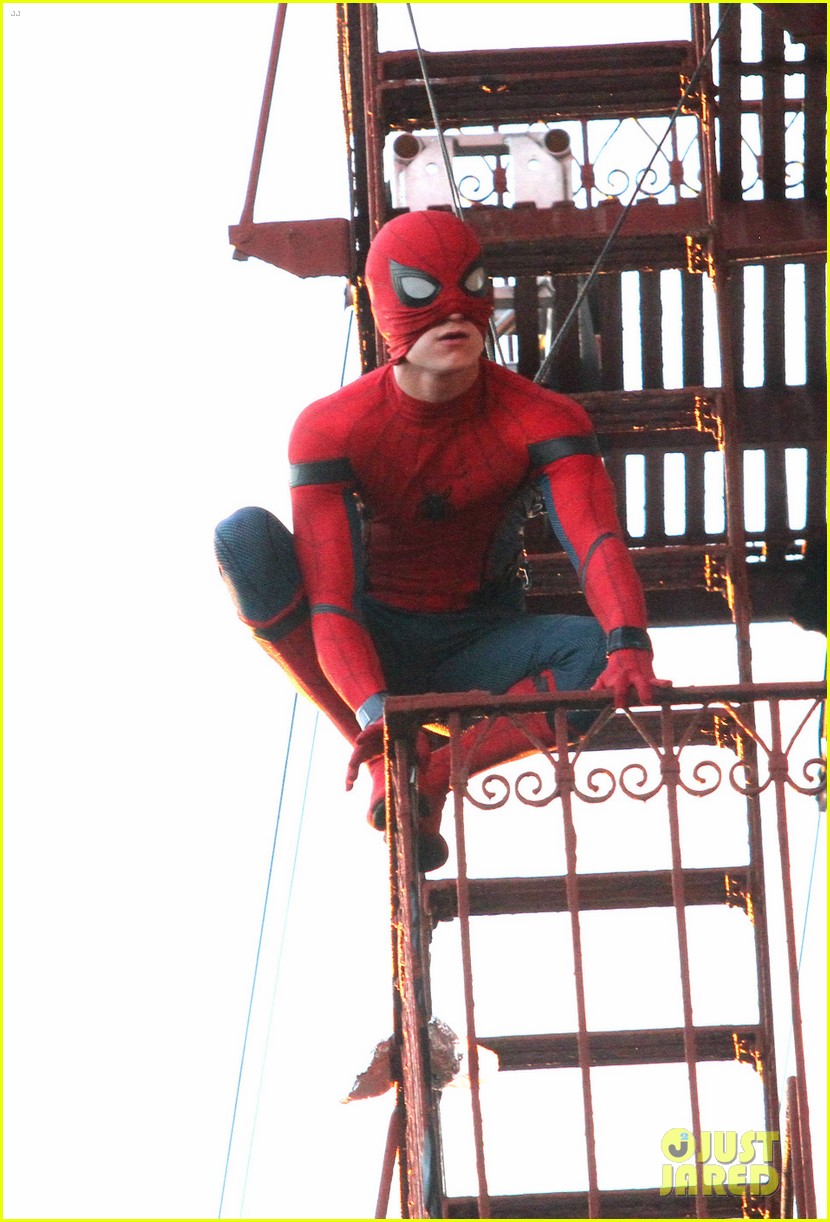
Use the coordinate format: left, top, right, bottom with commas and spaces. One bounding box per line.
218, 692, 299, 1218
404, 4, 463, 216
239, 712, 320, 1214
404, 3, 505, 364
535, 4, 736, 386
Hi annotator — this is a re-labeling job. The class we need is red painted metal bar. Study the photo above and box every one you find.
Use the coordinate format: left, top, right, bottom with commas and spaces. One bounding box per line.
358, 3, 385, 236
390, 737, 430, 1219
690, 4, 755, 686
785, 1074, 805, 1219
661, 703, 708, 1218
449, 710, 491, 1219
239, 4, 288, 226
384, 681, 826, 722
768, 699, 817, 1219
554, 705, 601, 1218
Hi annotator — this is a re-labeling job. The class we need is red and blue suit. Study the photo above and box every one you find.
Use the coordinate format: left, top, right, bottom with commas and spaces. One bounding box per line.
214, 210, 658, 863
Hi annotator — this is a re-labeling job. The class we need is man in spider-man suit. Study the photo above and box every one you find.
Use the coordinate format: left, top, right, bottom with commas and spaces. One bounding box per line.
214, 209, 668, 871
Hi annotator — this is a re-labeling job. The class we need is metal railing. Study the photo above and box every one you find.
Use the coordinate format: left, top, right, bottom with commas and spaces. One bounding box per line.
382, 681, 825, 1219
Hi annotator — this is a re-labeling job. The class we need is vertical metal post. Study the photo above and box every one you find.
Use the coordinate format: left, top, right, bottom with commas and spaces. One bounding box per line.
239, 4, 288, 226
688, 21, 790, 1160
661, 704, 707, 1218
690, 3, 754, 681
449, 712, 491, 1218
554, 707, 601, 1218
358, 3, 386, 234
389, 736, 431, 1218
768, 701, 817, 1219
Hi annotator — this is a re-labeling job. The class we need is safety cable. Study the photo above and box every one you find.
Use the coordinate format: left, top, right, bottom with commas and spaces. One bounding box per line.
405, 3, 504, 363
340, 304, 355, 387
219, 292, 358, 1219
218, 692, 299, 1218
239, 712, 320, 1215
405, 4, 463, 216
535, 4, 735, 385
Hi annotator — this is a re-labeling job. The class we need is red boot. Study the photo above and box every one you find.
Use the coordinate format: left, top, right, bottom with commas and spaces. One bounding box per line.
422, 669, 563, 799
367, 740, 450, 872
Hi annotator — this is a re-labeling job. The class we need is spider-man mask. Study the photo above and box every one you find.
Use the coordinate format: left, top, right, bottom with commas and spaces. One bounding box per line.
365, 210, 493, 362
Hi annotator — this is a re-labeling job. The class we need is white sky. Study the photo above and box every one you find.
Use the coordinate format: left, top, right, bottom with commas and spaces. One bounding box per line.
3, 4, 826, 1220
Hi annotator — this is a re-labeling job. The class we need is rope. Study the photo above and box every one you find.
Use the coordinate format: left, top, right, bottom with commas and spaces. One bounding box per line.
218, 692, 299, 1218
219, 278, 358, 1218
340, 304, 355, 387
239, 712, 320, 1215
404, 3, 504, 363
405, 4, 463, 217
534, 4, 735, 386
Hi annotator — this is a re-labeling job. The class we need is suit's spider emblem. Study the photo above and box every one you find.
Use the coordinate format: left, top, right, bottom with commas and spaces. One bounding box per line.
419, 490, 453, 521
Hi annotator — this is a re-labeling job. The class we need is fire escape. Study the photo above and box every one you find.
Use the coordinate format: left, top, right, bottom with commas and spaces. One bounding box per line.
230, 3, 826, 1217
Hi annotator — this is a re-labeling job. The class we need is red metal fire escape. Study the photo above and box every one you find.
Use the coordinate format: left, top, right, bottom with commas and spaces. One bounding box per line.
231, 4, 826, 1216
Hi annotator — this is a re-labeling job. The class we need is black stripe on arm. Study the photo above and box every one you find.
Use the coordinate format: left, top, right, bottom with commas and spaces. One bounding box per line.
310, 603, 362, 623
579, 531, 617, 586
528, 434, 600, 468
289, 458, 356, 488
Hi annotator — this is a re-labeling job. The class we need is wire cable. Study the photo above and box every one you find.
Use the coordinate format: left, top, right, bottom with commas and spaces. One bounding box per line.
218, 693, 298, 1218
404, 3, 505, 363
340, 304, 355, 388
219, 275, 359, 1218
534, 5, 735, 386
238, 712, 320, 1214
405, 4, 463, 217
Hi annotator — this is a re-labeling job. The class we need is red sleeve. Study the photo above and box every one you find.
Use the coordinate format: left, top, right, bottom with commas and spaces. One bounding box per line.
508, 374, 647, 635
289, 414, 388, 718
540, 452, 647, 634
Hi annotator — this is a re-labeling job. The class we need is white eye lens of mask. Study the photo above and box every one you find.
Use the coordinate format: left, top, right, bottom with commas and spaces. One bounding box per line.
463, 265, 487, 293
401, 273, 440, 300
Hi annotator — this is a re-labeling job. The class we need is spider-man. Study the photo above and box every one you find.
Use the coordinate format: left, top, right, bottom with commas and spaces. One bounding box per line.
215, 209, 669, 870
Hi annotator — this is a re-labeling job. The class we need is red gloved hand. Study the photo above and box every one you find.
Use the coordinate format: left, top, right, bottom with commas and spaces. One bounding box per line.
345, 721, 385, 791
345, 721, 434, 792
591, 648, 672, 706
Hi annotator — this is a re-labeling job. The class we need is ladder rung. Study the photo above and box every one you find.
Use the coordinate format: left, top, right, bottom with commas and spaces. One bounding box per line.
447, 1187, 772, 1218
425, 867, 750, 922
477, 1025, 761, 1072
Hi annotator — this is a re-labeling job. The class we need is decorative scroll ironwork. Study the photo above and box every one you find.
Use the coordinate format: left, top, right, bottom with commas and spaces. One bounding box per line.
456, 163, 500, 205
387, 109, 707, 212
451, 695, 825, 812
390, 86, 809, 211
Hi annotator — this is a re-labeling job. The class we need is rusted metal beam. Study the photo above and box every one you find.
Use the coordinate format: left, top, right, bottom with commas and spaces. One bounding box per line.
375, 41, 695, 129
228, 218, 352, 277
447, 1187, 773, 1218
719, 200, 827, 264
425, 866, 752, 922
759, 3, 827, 47
476, 1025, 762, 1072
383, 680, 827, 727
464, 198, 708, 276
